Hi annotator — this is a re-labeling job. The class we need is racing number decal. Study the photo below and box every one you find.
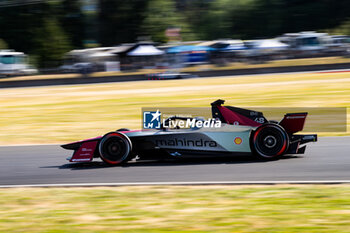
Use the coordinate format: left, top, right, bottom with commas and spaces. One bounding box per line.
254, 117, 265, 124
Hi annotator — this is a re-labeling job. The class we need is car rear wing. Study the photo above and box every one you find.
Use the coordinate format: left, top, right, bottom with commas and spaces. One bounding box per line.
279, 112, 308, 134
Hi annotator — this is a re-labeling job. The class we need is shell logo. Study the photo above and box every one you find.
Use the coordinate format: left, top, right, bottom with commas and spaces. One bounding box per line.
234, 137, 242, 145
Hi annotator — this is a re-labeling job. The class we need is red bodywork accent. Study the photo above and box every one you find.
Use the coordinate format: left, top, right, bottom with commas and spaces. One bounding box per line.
65, 131, 136, 163
70, 140, 98, 162
253, 126, 263, 142
279, 113, 307, 134
218, 106, 262, 127
120, 129, 142, 133
277, 138, 288, 156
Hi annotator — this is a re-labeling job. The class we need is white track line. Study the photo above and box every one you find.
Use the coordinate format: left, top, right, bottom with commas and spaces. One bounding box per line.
1, 180, 350, 188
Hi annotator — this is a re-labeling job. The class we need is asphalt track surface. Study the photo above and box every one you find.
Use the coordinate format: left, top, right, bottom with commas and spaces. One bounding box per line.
0, 137, 349, 186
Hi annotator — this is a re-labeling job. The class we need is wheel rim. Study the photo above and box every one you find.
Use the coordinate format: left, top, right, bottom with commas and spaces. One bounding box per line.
104, 137, 126, 161
264, 135, 277, 148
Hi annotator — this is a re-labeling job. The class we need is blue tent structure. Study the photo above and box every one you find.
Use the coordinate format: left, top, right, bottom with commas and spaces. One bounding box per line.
167, 45, 215, 53
167, 45, 215, 63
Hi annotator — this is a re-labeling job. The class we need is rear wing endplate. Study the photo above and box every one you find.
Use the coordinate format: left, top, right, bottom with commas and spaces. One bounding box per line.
279, 112, 308, 134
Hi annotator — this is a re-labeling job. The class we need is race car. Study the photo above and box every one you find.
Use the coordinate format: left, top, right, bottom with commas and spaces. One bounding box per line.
61, 99, 317, 165
146, 71, 197, 80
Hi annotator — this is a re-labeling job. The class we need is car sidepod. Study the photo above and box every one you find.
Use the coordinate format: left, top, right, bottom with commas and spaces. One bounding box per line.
124, 126, 254, 159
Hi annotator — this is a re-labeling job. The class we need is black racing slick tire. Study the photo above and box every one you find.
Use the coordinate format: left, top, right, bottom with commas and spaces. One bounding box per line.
99, 132, 132, 165
251, 123, 289, 160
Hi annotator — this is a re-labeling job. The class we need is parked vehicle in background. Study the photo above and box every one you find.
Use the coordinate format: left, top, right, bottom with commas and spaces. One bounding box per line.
146, 70, 197, 80
0, 50, 37, 77
198, 39, 247, 65
61, 43, 164, 73
242, 39, 289, 62
322, 35, 350, 55
60, 47, 119, 73
279, 32, 328, 58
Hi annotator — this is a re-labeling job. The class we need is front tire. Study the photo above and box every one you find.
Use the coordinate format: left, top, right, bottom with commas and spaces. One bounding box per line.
117, 128, 130, 132
251, 124, 289, 160
99, 132, 132, 165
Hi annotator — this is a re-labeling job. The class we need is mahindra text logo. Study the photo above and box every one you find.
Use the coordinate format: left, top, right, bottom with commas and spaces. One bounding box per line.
155, 138, 217, 147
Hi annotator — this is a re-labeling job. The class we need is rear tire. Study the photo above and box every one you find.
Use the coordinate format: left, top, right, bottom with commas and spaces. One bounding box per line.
251, 124, 289, 160
99, 132, 132, 165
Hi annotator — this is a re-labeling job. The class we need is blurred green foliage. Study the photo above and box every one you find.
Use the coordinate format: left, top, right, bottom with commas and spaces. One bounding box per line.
98, 0, 149, 45
183, 0, 350, 40
33, 18, 71, 68
0, 0, 82, 68
99, 0, 350, 42
329, 19, 350, 36
0, 0, 350, 68
0, 39, 8, 49
141, 0, 197, 42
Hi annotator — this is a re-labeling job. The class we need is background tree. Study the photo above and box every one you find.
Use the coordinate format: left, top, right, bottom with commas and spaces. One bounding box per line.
0, 0, 350, 68
59, 0, 85, 48
0, 1, 72, 68
181, 0, 350, 40
329, 19, 350, 36
0, 39, 8, 50
98, 0, 149, 46
141, 0, 197, 43
0, 2, 47, 54
33, 18, 71, 68
225, 0, 350, 39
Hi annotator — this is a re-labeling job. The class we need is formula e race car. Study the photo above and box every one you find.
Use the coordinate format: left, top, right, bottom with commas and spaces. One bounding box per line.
61, 99, 317, 165
146, 71, 197, 80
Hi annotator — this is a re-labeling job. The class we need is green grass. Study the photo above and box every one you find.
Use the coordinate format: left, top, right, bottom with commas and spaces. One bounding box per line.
0, 185, 349, 232
0, 71, 350, 145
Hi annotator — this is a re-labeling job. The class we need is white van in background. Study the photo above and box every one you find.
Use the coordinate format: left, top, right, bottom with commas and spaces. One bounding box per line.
60, 47, 119, 73
0, 50, 37, 77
